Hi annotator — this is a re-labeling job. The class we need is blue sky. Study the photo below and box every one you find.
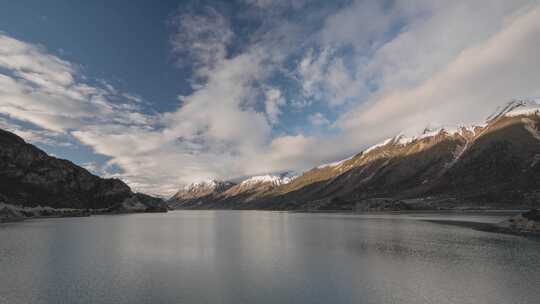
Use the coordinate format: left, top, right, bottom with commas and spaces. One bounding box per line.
1, 0, 539, 195
0, 1, 200, 110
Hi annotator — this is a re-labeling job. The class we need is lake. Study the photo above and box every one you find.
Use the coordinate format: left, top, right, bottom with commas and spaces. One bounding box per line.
1, 211, 539, 304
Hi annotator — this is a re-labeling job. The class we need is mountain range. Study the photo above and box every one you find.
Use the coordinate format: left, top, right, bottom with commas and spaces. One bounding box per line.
1, 100, 538, 214
168, 100, 540, 211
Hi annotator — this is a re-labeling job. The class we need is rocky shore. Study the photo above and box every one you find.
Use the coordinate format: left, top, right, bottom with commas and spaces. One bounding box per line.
0, 195, 168, 223
498, 209, 540, 234
425, 209, 540, 237
0, 203, 90, 223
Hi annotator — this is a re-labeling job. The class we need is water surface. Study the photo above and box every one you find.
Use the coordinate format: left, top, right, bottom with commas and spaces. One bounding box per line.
1, 211, 539, 304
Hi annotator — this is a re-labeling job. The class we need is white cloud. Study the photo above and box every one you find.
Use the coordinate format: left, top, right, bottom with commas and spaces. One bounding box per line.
168, 5, 234, 78
297, 47, 365, 107
0, 32, 165, 192
320, 0, 397, 51
243, 0, 307, 10
339, 2, 540, 138
264, 88, 285, 124
0, 116, 71, 147
81, 162, 100, 174
298, 47, 330, 101
0, 34, 75, 86
308, 112, 329, 126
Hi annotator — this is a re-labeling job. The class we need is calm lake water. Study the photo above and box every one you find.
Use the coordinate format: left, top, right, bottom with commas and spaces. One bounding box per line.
1, 211, 539, 304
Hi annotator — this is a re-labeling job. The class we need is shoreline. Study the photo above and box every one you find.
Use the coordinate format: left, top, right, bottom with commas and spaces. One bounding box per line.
173, 207, 526, 215
4, 208, 539, 239
0, 212, 91, 224
0, 209, 167, 224
422, 219, 540, 238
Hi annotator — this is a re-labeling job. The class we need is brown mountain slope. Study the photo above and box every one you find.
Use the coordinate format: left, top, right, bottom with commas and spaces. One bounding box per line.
261, 114, 540, 210
168, 104, 540, 211
429, 114, 540, 206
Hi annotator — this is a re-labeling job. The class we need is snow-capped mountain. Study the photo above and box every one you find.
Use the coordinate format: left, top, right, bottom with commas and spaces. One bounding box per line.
169, 100, 540, 211
168, 179, 236, 208
168, 173, 297, 208
219, 172, 298, 202
487, 99, 540, 121
239, 172, 297, 188
182, 179, 236, 194
272, 100, 540, 210
362, 125, 487, 154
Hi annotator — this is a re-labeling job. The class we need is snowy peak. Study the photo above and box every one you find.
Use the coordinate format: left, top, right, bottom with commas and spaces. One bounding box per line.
240, 172, 297, 188
418, 125, 487, 139
363, 135, 413, 154
317, 155, 355, 169
362, 124, 487, 155
184, 179, 217, 191
184, 179, 235, 193
217, 172, 299, 200
170, 179, 236, 202
487, 99, 540, 122
310, 99, 540, 184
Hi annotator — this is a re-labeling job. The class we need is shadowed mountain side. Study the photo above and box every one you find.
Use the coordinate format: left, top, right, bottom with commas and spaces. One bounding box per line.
0, 129, 166, 211
427, 115, 540, 206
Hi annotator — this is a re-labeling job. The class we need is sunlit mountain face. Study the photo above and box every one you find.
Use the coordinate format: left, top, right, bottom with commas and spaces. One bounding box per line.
167, 101, 540, 210
1, 0, 540, 197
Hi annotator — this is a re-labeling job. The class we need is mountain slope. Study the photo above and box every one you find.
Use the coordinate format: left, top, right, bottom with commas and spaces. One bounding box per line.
167, 173, 296, 209
429, 114, 540, 205
169, 100, 540, 211
167, 180, 236, 209
269, 102, 540, 210
0, 128, 166, 211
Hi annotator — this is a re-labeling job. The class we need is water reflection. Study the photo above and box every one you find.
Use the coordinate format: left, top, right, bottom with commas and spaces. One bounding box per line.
0, 211, 539, 304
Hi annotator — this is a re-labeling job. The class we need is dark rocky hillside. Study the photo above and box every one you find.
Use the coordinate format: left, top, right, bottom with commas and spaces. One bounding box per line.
0, 128, 166, 212
429, 115, 540, 206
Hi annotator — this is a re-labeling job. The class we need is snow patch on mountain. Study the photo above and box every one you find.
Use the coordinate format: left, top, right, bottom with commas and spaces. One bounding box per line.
363, 134, 416, 154
317, 155, 355, 169
363, 124, 488, 156
183, 179, 234, 192
505, 104, 540, 117
488, 100, 540, 121
363, 137, 395, 154
240, 172, 297, 187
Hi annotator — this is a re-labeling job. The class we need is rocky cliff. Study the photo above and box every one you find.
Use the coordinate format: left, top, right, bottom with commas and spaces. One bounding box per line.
0, 128, 166, 212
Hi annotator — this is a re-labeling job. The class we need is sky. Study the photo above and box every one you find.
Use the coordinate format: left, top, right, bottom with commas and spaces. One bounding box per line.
1, 0, 540, 196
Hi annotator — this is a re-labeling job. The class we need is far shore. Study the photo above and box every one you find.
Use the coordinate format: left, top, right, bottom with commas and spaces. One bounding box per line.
4, 208, 539, 240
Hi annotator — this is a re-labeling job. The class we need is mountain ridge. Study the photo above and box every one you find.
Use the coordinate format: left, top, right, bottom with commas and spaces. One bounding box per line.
168, 100, 540, 211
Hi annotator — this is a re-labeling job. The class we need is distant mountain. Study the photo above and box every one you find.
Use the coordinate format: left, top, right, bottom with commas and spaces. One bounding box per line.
220, 172, 296, 202
168, 180, 236, 209
167, 173, 297, 209
169, 100, 540, 211
0, 128, 166, 213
